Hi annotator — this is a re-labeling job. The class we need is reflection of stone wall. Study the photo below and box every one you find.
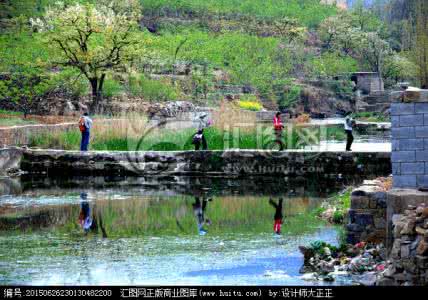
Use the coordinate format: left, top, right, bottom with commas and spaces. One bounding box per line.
346, 180, 387, 245
0, 177, 22, 196
0, 147, 23, 175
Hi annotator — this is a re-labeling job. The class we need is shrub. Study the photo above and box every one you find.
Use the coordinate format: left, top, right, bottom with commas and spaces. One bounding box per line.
135, 75, 179, 102
310, 52, 358, 78
278, 85, 301, 110
332, 211, 344, 224
238, 96, 263, 111
103, 78, 124, 98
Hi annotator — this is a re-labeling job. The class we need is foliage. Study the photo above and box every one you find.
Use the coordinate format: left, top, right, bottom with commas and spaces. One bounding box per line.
0, 72, 50, 117
140, 0, 338, 28
52, 70, 89, 98
278, 85, 301, 110
310, 52, 358, 77
308, 240, 348, 257
102, 78, 125, 98
330, 80, 355, 99
134, 75, 180, 101
383, 53, 418, 86
353, 111, 389, 122
413, 0, 428, 88
146, 30, 293, 103
39, 0, 144, 112
237, 101, 262, 112
237, 96, 263, 111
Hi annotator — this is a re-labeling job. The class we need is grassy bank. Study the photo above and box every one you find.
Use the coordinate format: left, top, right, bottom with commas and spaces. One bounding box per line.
26, 105, 345, 151
28, 123, 346, 151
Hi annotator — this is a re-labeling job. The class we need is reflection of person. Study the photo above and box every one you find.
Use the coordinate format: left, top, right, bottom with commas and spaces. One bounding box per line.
273, 112, 284, 151
344, 112, 354, 151
192, 197, 212, 235
78, 193, 93, 233
78, 193, 107, 237
269, 198, 283, 235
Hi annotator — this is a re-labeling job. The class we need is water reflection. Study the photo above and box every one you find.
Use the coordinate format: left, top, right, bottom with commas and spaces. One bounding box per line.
78, 193, 107, 238
0, 179, 354, 285
269, 198, 283, 235
78, 193, 92, 233
192, 197, 212, 235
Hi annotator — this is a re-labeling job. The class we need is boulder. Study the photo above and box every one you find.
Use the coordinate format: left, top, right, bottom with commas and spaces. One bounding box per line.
400, 218, 416, 235
417, 240, 428, 256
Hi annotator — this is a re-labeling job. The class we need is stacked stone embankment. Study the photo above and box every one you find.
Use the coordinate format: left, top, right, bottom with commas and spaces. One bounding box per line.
346, 180, 388, 245
376, 204, 428, 285
18, 149, 391, 177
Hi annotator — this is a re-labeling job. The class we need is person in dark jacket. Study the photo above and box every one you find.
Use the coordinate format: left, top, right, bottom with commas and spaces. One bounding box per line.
269, 198, 283, 235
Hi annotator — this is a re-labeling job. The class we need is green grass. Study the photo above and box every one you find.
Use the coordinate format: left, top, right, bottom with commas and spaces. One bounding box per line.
326, 125, 346, 141
0, 117, 38, 127
0, 109, 23, 116
28, 124, 343, 151
315, 189, 351, 225
353, 112, 389, 123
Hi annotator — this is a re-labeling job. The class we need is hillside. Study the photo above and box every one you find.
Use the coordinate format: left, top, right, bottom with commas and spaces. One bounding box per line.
0, 0, 419, 117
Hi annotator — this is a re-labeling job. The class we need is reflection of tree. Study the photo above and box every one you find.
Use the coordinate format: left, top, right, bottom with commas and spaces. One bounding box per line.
92, 208, 108, 238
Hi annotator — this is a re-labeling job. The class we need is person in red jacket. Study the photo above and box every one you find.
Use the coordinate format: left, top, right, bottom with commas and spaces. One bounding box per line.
273, 112, 284, 151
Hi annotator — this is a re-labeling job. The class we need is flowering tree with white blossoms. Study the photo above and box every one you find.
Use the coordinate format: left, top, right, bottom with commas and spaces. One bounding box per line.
42, 0, 143, 112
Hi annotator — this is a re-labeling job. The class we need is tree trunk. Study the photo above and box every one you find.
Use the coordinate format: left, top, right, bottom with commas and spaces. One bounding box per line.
89, 78, 99, 114
89, 75, 105, 114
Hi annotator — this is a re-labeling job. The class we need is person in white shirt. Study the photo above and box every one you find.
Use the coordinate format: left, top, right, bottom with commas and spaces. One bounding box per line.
344, 111, 354, 151
193, 113, 210, 150
79, 112, 93, 151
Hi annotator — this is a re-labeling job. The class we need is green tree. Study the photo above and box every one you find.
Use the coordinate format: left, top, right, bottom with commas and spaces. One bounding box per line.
383, 53, 418, 85
358, 32, 391, 85
310, 52, 358, 77
0, 72, 50, 117
413, 0, 428, 88
41, 0, 144, 112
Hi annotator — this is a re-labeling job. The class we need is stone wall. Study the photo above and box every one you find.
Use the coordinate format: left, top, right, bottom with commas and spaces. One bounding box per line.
386, 189, 428, 248
391, 89, 428, 188
2, 148, 392, 177
352, 72, 384, 95
0, 147, 23, 175
376, 204, 428, 285
346, 180, 387, 245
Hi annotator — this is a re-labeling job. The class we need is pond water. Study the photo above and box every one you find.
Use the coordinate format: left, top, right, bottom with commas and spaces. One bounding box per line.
0, 176, 362, 285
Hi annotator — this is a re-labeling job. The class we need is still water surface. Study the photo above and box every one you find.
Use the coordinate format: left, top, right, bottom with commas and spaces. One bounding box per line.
0, 178, 354, 285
